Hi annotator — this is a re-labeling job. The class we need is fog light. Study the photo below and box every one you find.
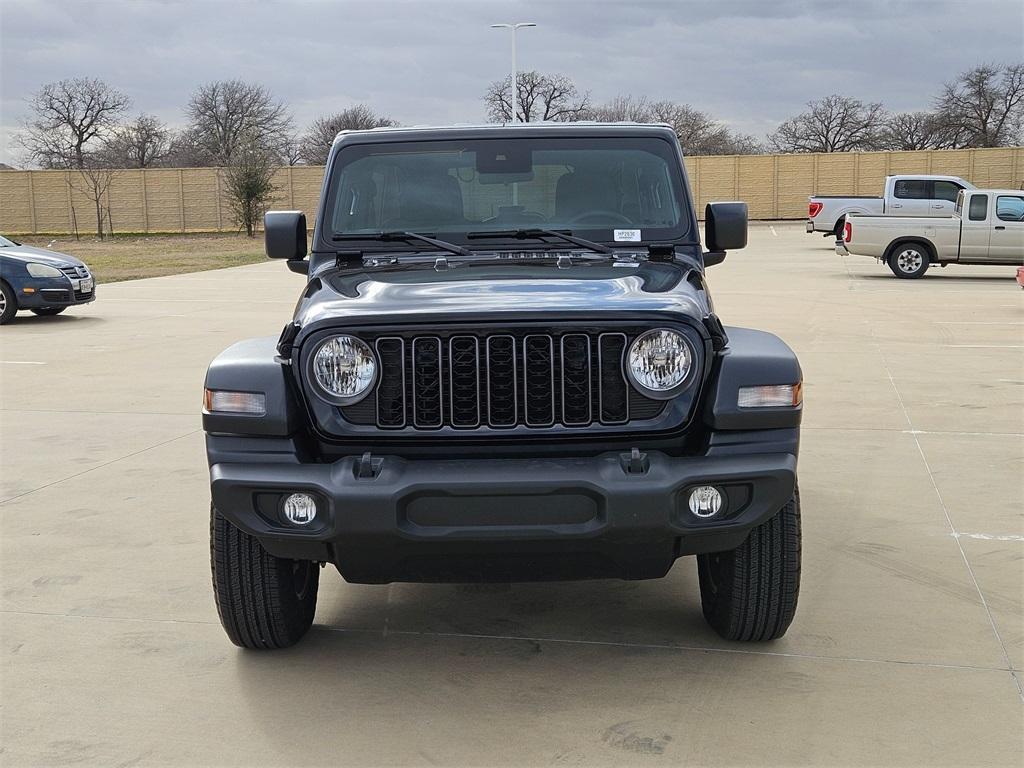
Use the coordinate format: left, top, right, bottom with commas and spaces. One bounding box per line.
688, 486, 723, 518
282, 493, 317, 525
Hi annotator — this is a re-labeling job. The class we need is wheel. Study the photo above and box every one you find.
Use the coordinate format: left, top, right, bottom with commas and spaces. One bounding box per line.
0, 281, 16, 324
210, 504, 319, 649
697, 489, 801, 641
888, 244, 930, 279
832, 218, 845, 240
30, 307, 66, 317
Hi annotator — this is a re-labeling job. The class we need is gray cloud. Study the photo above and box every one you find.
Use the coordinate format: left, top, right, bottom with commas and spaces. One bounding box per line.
2, 0, 1021, 165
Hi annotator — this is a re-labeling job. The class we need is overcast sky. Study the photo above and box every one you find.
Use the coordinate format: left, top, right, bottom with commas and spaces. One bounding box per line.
1, 0, 1022, 165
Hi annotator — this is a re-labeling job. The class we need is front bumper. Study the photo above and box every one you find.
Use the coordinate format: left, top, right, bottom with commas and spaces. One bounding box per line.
210, 449, 797, 583
17, 279, 96, 308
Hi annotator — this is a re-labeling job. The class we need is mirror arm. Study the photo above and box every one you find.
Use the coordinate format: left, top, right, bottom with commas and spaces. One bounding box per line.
703, 250, 727, 267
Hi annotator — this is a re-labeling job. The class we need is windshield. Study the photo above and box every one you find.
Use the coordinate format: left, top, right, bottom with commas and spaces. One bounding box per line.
323, 136, 691, 246
0, 236, 17, 247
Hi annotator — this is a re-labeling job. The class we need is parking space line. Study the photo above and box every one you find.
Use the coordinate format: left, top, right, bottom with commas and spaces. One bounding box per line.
2, 608, 1016, 675
875, 341, 1023, 701
316, 626, 1020, 674
952, 533, 1024, 542
0, 429, 200, 506
0, 361, 46, 365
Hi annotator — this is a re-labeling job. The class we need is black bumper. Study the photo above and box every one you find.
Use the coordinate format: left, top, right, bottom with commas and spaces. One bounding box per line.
18, 286, 96, 308
210, 449, 797, 583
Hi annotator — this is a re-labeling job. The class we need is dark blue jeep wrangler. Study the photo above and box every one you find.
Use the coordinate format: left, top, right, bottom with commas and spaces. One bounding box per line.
203, 123, 802, 649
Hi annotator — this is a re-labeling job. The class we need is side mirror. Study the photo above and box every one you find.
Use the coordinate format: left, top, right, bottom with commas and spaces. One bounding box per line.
265, 211, 307, 261
704, 202, 748, 266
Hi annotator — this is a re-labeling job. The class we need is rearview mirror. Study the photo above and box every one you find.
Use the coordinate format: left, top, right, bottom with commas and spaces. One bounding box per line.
265, 211, 307, 261
704, 202, 748, 266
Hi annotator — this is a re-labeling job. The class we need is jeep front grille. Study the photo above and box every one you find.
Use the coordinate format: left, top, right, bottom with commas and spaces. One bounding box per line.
344, 331, 664, 430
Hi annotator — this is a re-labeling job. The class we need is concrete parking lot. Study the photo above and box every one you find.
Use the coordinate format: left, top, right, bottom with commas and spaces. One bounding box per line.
1, 223, 1021, 766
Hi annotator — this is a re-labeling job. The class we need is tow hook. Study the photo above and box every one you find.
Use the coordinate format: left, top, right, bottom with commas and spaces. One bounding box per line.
355, 451, 383, 479
620, 447, 650, 475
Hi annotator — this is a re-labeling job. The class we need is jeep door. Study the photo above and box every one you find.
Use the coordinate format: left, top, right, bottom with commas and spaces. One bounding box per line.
990, 194, 1024, 264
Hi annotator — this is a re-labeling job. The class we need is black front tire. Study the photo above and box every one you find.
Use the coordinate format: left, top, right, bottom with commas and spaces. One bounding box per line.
30, 307, 66, 317
697, 489, 801, 641
0, 281, 16, 325
210, 505, 319, 649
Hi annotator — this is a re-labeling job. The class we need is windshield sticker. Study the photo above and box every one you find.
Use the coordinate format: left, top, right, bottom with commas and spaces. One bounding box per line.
614, 229, 642, 242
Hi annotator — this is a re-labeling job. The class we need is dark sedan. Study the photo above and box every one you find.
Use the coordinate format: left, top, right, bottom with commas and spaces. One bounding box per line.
0, 235, 96, 324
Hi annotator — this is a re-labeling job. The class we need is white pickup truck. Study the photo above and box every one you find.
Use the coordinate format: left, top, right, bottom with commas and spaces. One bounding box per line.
837, 188, 1024, 278
807, 175, 975, 238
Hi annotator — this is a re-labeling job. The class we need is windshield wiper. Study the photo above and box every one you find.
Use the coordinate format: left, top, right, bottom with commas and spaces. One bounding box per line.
332, 231, 470, 257
466, 228, 615, 255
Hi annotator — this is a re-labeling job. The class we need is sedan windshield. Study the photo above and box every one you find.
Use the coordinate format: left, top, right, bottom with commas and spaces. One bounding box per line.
0, 236, 17, 247
324, 136, 690, 246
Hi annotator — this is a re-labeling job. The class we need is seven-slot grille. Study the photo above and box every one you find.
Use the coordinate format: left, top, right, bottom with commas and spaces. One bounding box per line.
352, 331, 663, 430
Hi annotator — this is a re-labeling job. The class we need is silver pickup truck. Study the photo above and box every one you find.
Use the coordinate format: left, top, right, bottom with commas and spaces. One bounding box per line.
807, 175, 975, 238
838, 188, 1024, 278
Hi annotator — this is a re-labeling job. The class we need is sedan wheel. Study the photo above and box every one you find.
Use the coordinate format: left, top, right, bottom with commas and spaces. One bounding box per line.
0, 282, 16, 324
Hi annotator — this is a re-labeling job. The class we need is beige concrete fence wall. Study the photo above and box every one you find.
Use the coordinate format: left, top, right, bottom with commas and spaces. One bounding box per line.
1, 147, 1021, 234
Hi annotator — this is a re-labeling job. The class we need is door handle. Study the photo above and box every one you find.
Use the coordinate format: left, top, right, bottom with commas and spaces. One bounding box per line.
994, 225, 1006, 230
892, 203, 902, 208
931, 204, 944, 209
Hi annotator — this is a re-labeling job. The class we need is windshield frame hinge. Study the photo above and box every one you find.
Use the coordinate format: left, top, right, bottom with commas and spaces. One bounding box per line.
335, 250, 363, 269
647, 243, 676, 262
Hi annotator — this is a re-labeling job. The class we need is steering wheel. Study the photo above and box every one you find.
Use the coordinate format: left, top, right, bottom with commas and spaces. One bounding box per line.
567, 210, 634, 227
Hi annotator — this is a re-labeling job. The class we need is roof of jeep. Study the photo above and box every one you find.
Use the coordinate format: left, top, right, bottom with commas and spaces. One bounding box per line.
330, 122, 680, 147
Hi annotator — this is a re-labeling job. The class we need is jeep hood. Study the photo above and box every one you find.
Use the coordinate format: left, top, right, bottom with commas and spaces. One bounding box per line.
294, 262, 708, 330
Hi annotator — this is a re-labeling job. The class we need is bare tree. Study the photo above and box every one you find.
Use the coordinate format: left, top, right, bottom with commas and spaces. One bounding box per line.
878, 111, 948, 150
18, 78, 130, 168
67, 161, 119, 239
162, 128, 215, 167
648, 101, 761, 155
484, 71, 590, 123
587, 95, 760, 155
99, 113, 171, 167
222, 132, 279, 237
934, 63, 1024, 148
186, 80, 294, 164
768, 95, 886, 153
280, 134, 304, 166
299, 105, 397, 165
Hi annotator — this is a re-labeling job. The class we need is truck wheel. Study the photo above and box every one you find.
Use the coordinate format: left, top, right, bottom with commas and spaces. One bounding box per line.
697, 489, 801, 641
832, 218, 845, 240
210, 504, 319, 649
888, 245, 930, 279
0, 281, 17, 325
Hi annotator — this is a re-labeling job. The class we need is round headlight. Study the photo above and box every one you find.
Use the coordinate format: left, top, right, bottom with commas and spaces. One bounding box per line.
626, 329, 694, 398
310, 335, 377, 404
26, 262, 63, 278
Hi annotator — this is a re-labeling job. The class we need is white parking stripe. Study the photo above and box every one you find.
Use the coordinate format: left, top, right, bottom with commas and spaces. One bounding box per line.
952, 533, 1024, 542
0, 361, 46, 365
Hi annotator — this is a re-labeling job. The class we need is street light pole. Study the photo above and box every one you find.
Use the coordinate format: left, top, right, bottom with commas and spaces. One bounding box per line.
490, 22, 536, 123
